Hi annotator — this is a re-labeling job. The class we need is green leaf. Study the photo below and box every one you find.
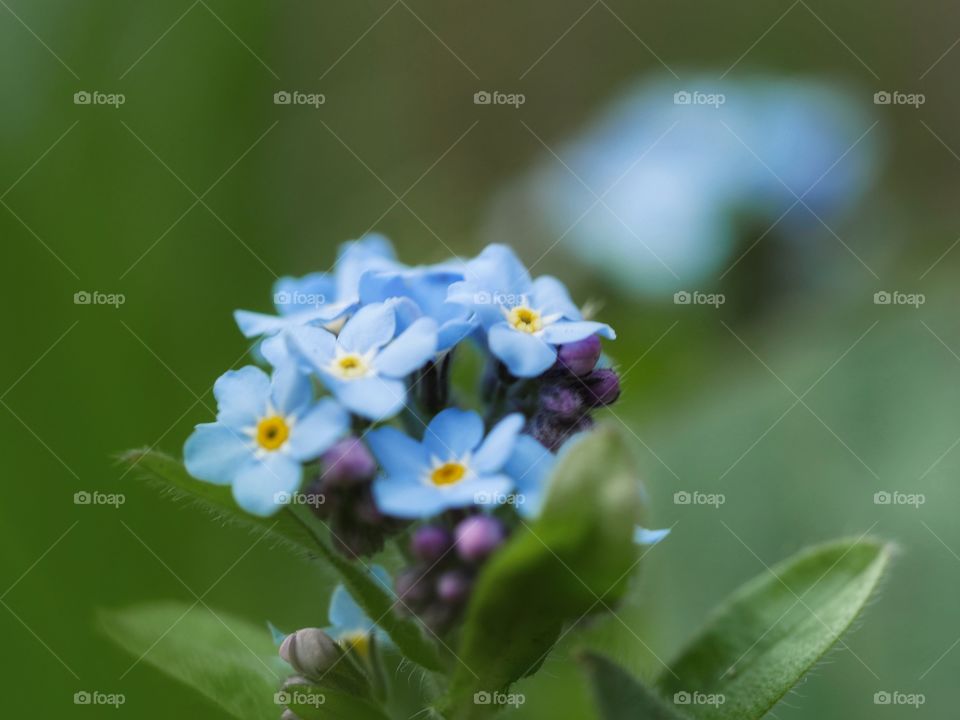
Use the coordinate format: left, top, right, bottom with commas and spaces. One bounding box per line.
281, 682, 391, 720
122, 449, 443, 673
100, 601, 282, 720
580, 652, 686, 720
446, 425, 646, 715
291, 506, 444, 673
120, 448, 316, 557
656, 538, 893, 720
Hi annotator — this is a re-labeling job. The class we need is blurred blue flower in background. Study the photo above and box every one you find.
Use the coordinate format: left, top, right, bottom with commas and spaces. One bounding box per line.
325, 565, 392, 657
486, 76, 880, 296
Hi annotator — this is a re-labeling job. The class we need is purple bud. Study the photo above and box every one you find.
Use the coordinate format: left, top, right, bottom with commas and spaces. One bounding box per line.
556, 335, 602, 376
539, 384, 584, 419
455, 515, 506, 563
410, 526, 453, 563
436, 570, 471, 604
530, 413, 594, 452
320, 438, 377, 487
584, 369, 621, 407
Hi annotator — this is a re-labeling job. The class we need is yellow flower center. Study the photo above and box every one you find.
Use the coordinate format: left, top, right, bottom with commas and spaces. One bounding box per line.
256, 416, 290, 451
332, 352, 369, 379
340, 631, 370, 659
430, 462, 467, 486
507, 305, 542, 334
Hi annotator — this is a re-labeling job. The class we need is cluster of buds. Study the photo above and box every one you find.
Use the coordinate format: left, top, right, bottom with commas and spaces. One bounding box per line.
395, 516, 507, 633
307, 438, 406, 557
528, 336, 621, 451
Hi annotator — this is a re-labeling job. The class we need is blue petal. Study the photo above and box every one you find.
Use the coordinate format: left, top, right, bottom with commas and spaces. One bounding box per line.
213, 366, 270, 427
531, 276, 582, 319
487, 323, 557, 378
234, 306, 345, 338
374, 317, 438, 378
270, 364, 312, 417
473, 413, 525, 473
272, 273, 337, 315
287, 399, 349, 461
634, 526, 671, 545
447, 245, 534, 327
328, 585, 372, 631
437, 319, 477, 351
334, 235, 400, 304
231, 453, 301, 517
337, 303, 396, 354
372, 475, 455, 519
184, 423, 253, 485
366, 427, 428, 476
439, 473, 513, 505
505, 435, 555, 519
541, 320, 615, 346
335, 375, 407, 421
424, 408, 484, 460
286, 325, 338, 370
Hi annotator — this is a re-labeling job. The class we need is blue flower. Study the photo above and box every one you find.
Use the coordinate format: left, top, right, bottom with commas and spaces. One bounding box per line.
359, 261, 476, 352
325, 565, 392, 657
234, 234, 401, 367
368, 408, 525, 518
634, 526, 670, 545
287, 301, 438, 421
448, 245, 615, 377
184, 365, 349, 516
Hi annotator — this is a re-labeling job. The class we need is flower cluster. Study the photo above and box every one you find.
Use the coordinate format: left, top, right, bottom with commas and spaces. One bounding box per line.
184, 236, 622, 625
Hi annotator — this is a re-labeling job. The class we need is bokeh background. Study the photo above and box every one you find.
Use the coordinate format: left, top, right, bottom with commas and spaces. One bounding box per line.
2, 0, 958, 717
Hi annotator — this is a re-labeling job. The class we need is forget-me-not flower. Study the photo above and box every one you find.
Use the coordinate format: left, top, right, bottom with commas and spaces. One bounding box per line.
502, 434, 556, 518
368, 408, 525, 518
359, 261, 476, 352
447, 245, 615, 378
184, 365, 349, 516
325, 565, 392, 658
234, 234, 401, 366
287, 301, 438, 421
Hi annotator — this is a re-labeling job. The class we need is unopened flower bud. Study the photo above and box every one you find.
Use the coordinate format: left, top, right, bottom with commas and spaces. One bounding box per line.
281, 710, 302, 720
530, 413, 594, 452
584, 369, 621, 407
320, 438, 376, 487
279, 628, 340, 678
539, 384, 584, 419
455, 515, 505, 563
436, 569, 471, 605
556, 335, 602, 376
411, 525, 453, 563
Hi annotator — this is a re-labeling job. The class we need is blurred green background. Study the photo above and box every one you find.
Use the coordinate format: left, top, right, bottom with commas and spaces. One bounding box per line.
2, 0, 959, 717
